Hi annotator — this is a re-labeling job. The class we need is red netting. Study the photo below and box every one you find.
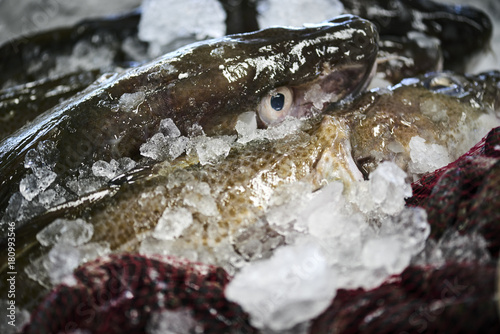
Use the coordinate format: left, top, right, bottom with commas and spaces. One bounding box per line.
310, 262, 499, 333
22, 254, 256, 334
407, 127, 500, 257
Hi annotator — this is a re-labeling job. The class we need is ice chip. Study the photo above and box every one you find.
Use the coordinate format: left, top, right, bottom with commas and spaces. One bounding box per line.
24, 140, 59, 172
236, 112, 258, 144
46, 243, 80, 286
182, 182, 219, 217
118, 91, 145, 113
140, 133, 169, 160
194, 136, 234, 165
226, 243, 336, 331
19, 174, 41, 201
92, 160, 117, 179
36, 218, 93, 247
409, 136, 451, 175
140, 133, 188, 161
361, 237, 409, 273
159, 118, 181, 138
369, 161, 412, 215
153, 207, 193, 240
168, 136, 189, 160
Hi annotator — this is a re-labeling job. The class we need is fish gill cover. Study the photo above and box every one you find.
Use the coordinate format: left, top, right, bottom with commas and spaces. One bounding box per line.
0, 0, 499, 334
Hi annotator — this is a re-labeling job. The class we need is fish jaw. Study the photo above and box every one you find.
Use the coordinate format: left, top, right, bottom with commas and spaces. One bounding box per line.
310, 115, 364, 189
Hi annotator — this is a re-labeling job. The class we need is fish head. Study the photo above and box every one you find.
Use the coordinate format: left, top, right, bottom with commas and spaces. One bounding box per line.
160, 15, 378, 134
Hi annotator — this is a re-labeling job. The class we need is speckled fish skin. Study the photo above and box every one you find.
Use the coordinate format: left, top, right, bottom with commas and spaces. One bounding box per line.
341, 71, 500, 178
0, 14, 378, 214
77, 71, 500, 252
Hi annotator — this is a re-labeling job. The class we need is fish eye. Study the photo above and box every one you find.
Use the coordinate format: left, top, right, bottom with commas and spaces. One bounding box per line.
258, 86, 294, 126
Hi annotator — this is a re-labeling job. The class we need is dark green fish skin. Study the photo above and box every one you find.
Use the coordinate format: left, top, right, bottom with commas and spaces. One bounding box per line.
0, 71, 101, 141
0, 15, 378, 215
0, 9, 145, 88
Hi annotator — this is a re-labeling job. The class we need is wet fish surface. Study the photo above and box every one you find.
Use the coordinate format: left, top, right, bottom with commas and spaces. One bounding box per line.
0, 14, 378, 216
0, 14, 379, 312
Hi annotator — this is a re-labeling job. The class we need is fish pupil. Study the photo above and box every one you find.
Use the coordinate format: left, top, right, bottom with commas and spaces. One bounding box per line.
270, 93, 285, 111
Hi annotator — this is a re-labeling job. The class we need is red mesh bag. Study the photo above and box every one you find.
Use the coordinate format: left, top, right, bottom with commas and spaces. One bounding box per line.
22, 254, 256, 334
407, 126, 500, 257
310, 262, 499, 333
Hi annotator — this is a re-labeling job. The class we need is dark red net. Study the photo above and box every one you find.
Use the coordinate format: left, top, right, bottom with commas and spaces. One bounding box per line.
407, 127, 500, 256
310, 262, 499, 334
22, 254, 256, 334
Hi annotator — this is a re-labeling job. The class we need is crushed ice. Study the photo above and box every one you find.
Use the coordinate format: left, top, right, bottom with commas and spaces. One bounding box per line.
227, 161, 431, 331
26, 218, 110, 287
138, 0, 225, 57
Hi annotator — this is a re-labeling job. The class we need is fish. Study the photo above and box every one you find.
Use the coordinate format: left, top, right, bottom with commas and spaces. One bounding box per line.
0, 14, 378, 312
3, 68, 498, 316
340, 0, 493, 71
0, 14, 378, 215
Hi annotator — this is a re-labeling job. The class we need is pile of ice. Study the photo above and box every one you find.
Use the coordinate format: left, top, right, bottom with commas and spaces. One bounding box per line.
25, 218, 110, 287
226, 162, 430, 331
140, 116, 307, 166
138, 0, 226, 57
0, 141, 69, 226
0, 0, 141, 47
257, 0, 344, 29
235, 112, 305, 144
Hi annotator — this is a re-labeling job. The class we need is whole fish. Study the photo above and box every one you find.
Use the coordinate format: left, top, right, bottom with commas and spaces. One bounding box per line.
340, 0, 493, 70
0, 15, 378, 214
0, 14, 378, 312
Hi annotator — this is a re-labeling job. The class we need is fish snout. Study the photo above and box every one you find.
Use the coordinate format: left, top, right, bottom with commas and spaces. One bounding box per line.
256, 15, 379, 127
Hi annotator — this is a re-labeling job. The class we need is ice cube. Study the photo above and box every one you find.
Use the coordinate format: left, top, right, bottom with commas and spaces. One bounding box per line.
193, 136, 234, 165
226, 243, 336, 331
118, 91, 146, 113
36, 218, 93, 247
159, 118, 181, 138
408, 136, 451, 175
153, 207, 193, 240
